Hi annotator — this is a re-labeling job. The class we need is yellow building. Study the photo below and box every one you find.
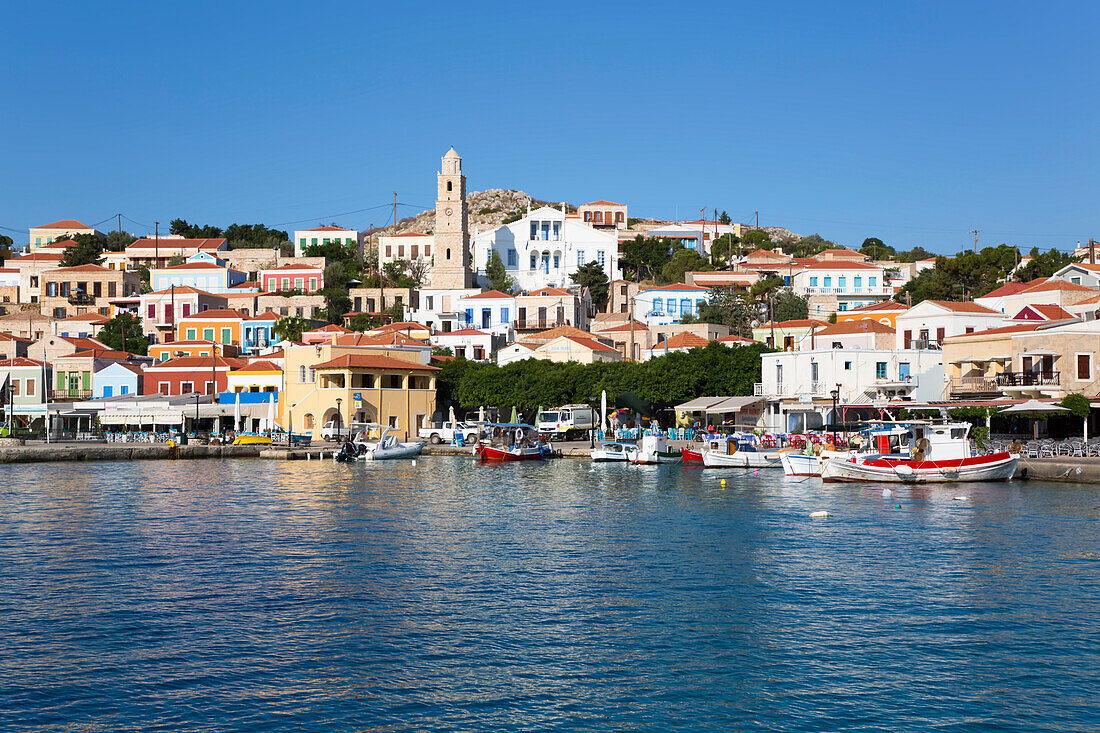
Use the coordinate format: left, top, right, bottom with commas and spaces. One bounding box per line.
280, 343, 438, 441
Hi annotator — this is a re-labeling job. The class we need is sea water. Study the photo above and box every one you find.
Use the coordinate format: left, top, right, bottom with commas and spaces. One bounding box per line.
0, 457, 1097, 731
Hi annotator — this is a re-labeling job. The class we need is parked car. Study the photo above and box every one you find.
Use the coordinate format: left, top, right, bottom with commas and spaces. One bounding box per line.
418, 421, 479, 445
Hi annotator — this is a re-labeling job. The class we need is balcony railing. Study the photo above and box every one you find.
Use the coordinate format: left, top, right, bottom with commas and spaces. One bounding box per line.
50, 389, 92, 400
67, 292, 95, 305
513, 318, 567, 330
949, 376, 1000, 396
802, 286, 890, 296
998, 371, 1060, 387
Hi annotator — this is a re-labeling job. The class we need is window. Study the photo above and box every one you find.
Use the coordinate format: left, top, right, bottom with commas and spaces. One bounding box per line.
311, 238, 317, 246
876, 362, 887, 379
869, 277, 877, 287
411, 245, 419, 259
1077, 353, 1092, 381
965, 326, 975, 334
465, 308, 473, 325
304, 413, 314, 429
281, 277, 290, 291
577, 249, 585, 266
181, 381, 193, 393
120, 385, 128, 395
553, 253, 560, 269
507, 249, 517, 267
936, 327, 945, 343
299, 238, 306, 248
680, 298, 691, 315
148, 304, 156, 319
616, 212, 624, 223
447, 180, 452, 192
186, 328, 197, 340
838, 303, 848, 312
844, 361, 852, 370
854, 276, 862, 288
203, 328, 214, 341
1071, 276, 1082, 285
299, 365, 307, 383
309, 278, 317, 290
160, 382, 170, 395
597, 250, 606, 267
530, 252, 538, 269
530, 222, 538, 239
652, 297, 663, 313
295, 278, 304, 290
668, 299, 679, 316
182, 303, 191, 317
501, 307, 509, 323
810, 362, 819, 382
9, 379, 18, 396
838, 277, 846, 289
810, 277, 818, 287
823, 277, 832, 287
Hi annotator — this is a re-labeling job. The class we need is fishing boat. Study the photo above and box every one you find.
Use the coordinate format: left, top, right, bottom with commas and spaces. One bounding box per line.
681, 445, 703, 463
820, 420, 1018, 483
626, 432, 682, 465
591, 441, 633, 462
335, 424, 423, 461
701, 432, 781, 468
474, 423, 548, 462
231, 433, 272, 445
779, 426, 909, 476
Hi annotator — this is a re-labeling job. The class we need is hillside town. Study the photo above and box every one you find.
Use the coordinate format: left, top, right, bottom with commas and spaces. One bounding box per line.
1, 148, 1097, 444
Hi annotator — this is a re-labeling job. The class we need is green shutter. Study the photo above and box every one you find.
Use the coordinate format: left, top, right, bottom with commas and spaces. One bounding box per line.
57, 371, 65, 389
221, 327, 231, 344
82, 371, 90, 390
187, 328, 196, 340
203, 328, 214, 341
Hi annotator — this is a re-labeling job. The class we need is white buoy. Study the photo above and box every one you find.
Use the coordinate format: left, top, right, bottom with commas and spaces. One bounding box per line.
307, 452, 311, 461
882, 488, 892, 497
952, 496, 967, 501
810, 510, 832, 519
412, 459, 417, 466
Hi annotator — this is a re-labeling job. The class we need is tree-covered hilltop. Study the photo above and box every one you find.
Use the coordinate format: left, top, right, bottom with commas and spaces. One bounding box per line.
437, 341, 771, 413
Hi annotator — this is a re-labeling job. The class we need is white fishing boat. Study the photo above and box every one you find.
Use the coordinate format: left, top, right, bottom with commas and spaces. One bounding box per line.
336, 423, 424, 461
627, 432, 682, 465
701, 433, 781, 468
821, 421, 1018, 483
591, 441, 633, 462
780, 426, 909, 476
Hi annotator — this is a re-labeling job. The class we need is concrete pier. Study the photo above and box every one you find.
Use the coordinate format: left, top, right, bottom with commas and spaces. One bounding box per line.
0, 443, 268, 464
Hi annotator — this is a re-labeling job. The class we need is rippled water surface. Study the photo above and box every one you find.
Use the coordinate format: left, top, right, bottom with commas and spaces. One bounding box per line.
0, 457, 1098, 731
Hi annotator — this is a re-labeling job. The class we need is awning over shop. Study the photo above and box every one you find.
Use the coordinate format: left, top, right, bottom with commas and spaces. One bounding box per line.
704, 396, 765, 414
98, 410, 184, 425
675, 397, 730, 411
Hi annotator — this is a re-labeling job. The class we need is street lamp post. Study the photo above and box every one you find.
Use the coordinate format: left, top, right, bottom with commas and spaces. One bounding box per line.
335, 397, 343, 442
830, 386, 840, 448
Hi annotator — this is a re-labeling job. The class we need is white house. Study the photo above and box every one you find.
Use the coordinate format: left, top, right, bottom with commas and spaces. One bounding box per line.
758, 347, 945, 433
791, 261, 890, 316
472, 205, 621, 292
151, 253, 246, 294
379, 231, 433, 268
894, 300, 1005, 350
1051, 263, 1100, 288
431, 328, 495, 361
454, 290, 516, 336
634, 283, 710, 327
404, 287, 483, 334
293, 225, 358, 258
496, 342, 537, 366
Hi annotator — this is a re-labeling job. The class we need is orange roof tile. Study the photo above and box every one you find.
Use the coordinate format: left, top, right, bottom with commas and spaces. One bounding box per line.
35, 220, 91, 229
922, 300, 1001, 314
311, 354, 439, 371
651, 333, 711, 350
561, 336, 618, 352
464, 289, 515, 299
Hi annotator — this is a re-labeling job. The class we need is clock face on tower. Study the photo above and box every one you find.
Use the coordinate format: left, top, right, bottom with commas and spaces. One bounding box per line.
445, 208, 453, 216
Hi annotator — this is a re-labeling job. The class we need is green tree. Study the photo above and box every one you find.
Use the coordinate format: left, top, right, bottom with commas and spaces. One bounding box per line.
894, 245, 934, 262
273, 316, 310, 342
60, 233, 104, 267
0, 234, 12, 262
96, 313, 148, 355
660, 248, 710, 284
170, 219, 224, 238
1015, 247, 1078, 282
741, 229, 773, 252
571, 261, 609, 311
718, 211, 731, 225
895, 245, 1020, 305
619, 236, 676, 281
683, 285, 757, 337
347, 313, 383, 331
1059, 393, 1090, 418
710, 233, 740, 266
750, 276, 785, 301
859, 237, 895, 260
167, 254, 185, 266
788, 233, 835, 257
772, 290, 809, 320
485, 250, 515, 293
134, 265, 152, 293
104, 230, 136, 252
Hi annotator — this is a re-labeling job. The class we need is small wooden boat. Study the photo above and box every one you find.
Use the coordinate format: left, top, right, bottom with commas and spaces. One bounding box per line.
627, 432, 682, 465
591, 441, 632, 462
701, 433, 781, 468
821, 420, 1018, 483
681, 446, 703, 463
232, 433, 272, 445
474, 423, 548, 462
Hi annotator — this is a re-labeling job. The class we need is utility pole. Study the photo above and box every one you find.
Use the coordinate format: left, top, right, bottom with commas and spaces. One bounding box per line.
627, 296, 635, 361
1090, 238, 1096, 265
700, 207, 706, 255
117, 213, 122, 247
970, 229, 980, 253
755, 211, 759, 228
154, 221, 159, 268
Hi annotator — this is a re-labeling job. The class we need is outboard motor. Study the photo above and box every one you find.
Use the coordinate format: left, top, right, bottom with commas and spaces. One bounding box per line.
335, 441, 358, 462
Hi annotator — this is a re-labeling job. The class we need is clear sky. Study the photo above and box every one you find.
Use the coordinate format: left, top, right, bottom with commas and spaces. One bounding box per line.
2, 1, 1097, 253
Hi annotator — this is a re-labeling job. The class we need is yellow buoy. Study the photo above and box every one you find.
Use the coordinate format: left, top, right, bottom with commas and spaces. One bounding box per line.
720, 479, 726, 487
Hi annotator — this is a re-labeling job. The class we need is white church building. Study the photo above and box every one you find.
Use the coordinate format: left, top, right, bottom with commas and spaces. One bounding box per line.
472, 206, 622, 292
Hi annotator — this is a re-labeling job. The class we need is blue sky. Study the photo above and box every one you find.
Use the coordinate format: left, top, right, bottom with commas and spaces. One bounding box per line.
2, 1, 1097, 253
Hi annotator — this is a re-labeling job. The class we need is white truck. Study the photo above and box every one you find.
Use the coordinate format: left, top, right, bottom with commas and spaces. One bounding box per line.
320, 420, 353, 441
418, 421, 480, 445
537, 404, 597, 441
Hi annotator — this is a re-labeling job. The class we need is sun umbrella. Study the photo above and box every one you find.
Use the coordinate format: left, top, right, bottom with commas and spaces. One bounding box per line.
448, 404, 457, 426
234, 392, 241, 433
601, 390, 607, 432
1000, 399, 1069, 439
479, 405, 485, 424
510, 405, 518, 424
266, 393, 275, 433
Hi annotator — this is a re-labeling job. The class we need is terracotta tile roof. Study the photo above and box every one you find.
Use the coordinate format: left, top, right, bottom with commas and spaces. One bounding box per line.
942, 322, 1049, 340
262, 263, 323, 272
59, 313, 110, 323
979, 280, 1039, 299
651, 333, 711, 350
848, 300, 907, 312
40, 238, 77, 249
68, 349, 134, 360
388, 231, 430, 237
560, 336, 618, 352
248, 310, 281, 321
716, 334, 757, 343
596, 320, 648, 333
158, 262, 230, 271
1019, 279, 1097, 294
145, 355, 247, 370
332, 332, 428, 348
147, 286, 219, 296
177, 308, 245, 320
922, 300, 1002, 314
0, 357, 45, 367
58, 336, 109, 350
307, 324, 350, 333
744, 249, 790, 260
464, 289, 515, 299
642, 283, 710, 292
581, 200, 623, 206
11, 252, 63, 262
231, 360, 281, 372
800, 260, 881, 270
127, 238, 227, 250
519, 325, 592, 343
310, 354, 439, 371
55, 264, 111, 273
524, 287, 572, 297
1013, 304, 1075, 320
756, 319, 828, 329
812, 320, 895, 336
372, 321, 430, 333
107, 362, 145, 375
438, 328, 488, 337
35, 220, 91, 229
0, 332, 31, 343
299, 225, 355, 232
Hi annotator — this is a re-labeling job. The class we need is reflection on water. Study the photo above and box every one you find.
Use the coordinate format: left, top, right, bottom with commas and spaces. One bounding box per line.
0, 457, 1097, 731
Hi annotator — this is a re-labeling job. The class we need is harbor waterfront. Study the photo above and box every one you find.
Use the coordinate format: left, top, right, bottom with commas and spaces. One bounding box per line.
1, 456, 1097, 731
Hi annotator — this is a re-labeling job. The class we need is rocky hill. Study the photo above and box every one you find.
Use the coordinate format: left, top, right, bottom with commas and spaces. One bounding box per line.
371, 189, 570, 238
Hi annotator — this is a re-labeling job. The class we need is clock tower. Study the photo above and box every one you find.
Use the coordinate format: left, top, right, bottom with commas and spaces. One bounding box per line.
430, 147, 472, 289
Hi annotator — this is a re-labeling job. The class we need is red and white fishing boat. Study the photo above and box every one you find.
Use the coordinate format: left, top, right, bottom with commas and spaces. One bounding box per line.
473, 423, 548, 462
821, 421, 1018, 483
681, 446, 703, 463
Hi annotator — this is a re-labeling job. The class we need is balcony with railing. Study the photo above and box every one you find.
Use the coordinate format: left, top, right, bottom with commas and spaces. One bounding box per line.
998, 371, 1060, 388
50, 388, 92, 400
67, 291, 95, 305
513, 318, 567, 331
948, 371, 1061, 398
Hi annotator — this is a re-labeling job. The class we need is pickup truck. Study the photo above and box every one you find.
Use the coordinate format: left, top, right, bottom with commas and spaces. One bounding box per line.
319, 420, 353, 441
418, 421, 479, 445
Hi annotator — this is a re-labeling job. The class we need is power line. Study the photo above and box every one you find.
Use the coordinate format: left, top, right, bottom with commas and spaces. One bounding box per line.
270, 203, 394, 228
